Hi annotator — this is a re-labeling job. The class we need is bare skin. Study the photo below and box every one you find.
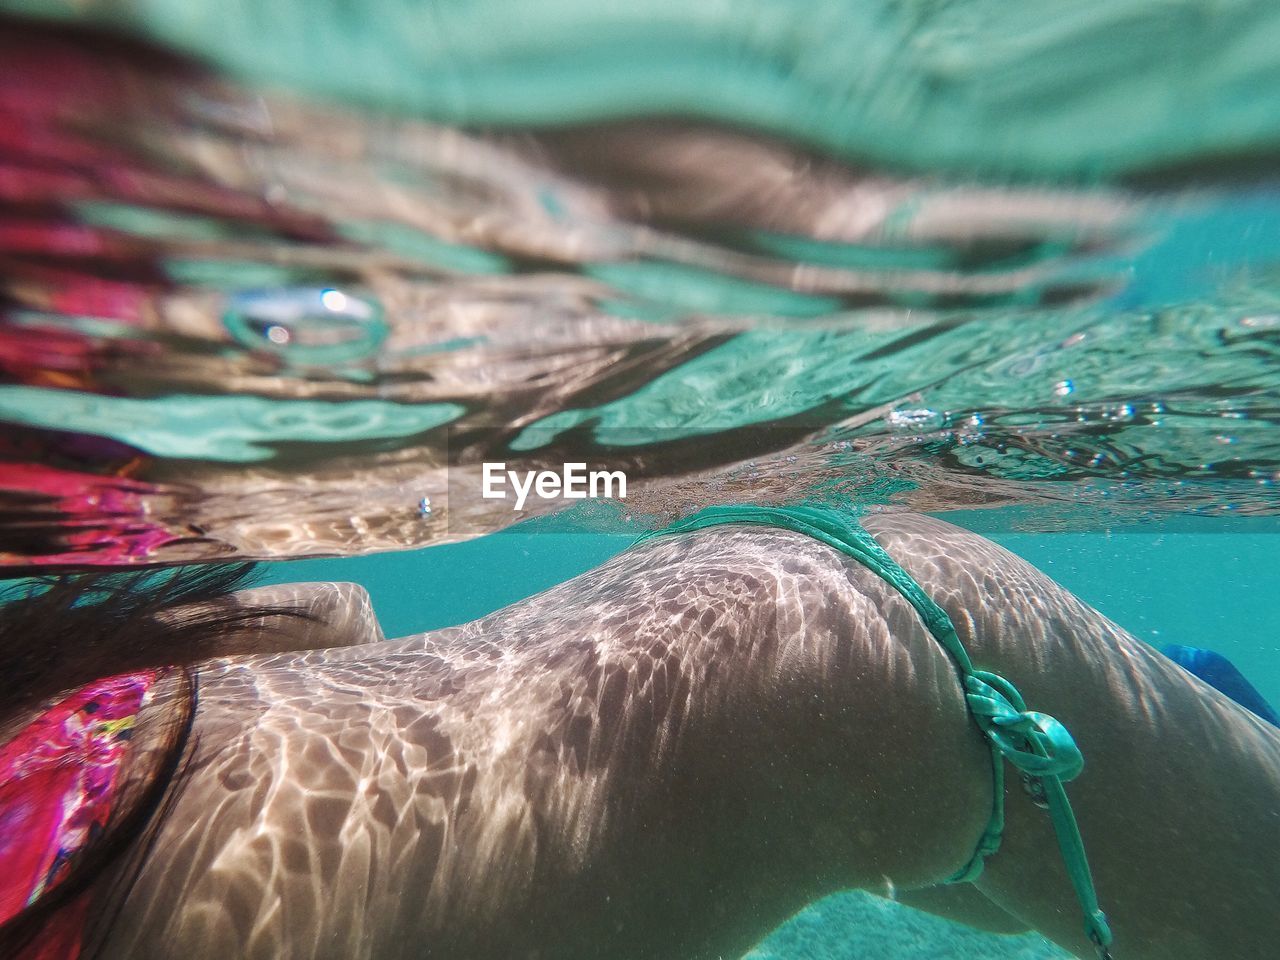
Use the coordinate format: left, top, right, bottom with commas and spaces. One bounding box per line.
94, 515, 1280, 960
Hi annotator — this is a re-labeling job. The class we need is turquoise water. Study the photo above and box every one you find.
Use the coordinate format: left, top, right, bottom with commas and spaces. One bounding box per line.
10, 0, 1280, 177
261, 520, 1280, 704
4, 20, 1280, 566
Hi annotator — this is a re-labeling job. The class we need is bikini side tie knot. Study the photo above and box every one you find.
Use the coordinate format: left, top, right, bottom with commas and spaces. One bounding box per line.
964, 671, 1085, 781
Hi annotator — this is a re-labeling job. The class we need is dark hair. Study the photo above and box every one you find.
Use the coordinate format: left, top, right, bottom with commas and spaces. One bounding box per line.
0, 563, 309, 958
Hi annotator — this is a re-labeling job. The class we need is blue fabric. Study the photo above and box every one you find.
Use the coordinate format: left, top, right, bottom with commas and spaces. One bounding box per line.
1162, 644, 1280, 728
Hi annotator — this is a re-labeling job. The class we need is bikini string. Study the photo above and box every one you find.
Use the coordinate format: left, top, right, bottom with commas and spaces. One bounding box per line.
638, 504, 1114, 958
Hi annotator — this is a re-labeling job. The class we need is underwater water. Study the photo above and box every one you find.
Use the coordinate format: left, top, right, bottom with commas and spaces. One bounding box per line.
2, 2, 1279, 958
3, 13, 1280, 569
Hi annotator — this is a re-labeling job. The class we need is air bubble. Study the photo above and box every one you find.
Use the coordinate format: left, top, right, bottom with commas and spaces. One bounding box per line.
224, 287, 387, 364
886, 408, 944, 432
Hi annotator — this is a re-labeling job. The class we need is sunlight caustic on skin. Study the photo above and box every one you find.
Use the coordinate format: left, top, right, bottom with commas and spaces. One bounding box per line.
87, 516, 1280, 960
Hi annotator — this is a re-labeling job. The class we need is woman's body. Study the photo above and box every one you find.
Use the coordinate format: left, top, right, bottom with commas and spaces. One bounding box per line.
65, 515, 1280, 958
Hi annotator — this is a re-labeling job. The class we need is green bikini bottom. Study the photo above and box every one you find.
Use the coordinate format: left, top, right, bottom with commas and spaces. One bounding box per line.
637, 504, 1113, 959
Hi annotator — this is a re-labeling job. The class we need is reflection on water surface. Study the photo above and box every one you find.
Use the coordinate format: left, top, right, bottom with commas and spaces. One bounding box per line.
1, 18, 1279, 569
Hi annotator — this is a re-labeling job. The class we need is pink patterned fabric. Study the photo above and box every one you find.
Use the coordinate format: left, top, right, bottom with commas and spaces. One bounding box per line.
0, 670, 159, 956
